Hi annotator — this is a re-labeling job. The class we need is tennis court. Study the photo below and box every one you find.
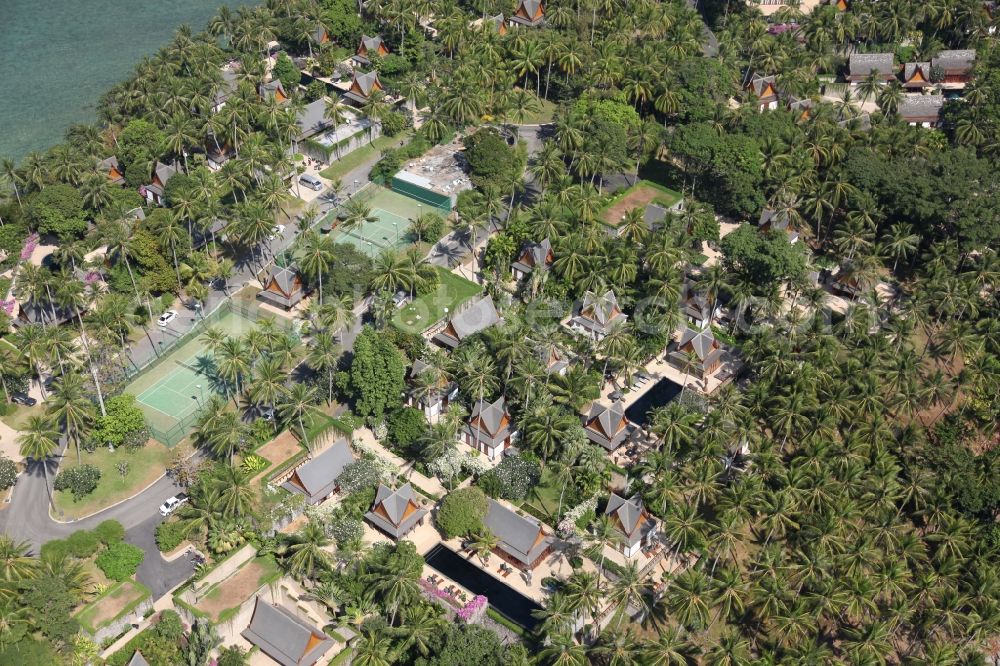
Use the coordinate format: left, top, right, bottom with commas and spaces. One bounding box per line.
324, 184, 431, 253
123, 308, 259, 437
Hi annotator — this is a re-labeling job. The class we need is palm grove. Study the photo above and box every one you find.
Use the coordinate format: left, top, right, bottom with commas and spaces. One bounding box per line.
0, 0, 998, 663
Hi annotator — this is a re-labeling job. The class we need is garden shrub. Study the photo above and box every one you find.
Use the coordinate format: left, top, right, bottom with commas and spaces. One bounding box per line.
65, 529, 101, 559
93, 520, 126, 545
436, 486, 488, 538
387, 407, 426, 450
328, 515, 363, 545
479, 454, 540, 502
96, 542, 145, 581
39, 538, 71, 561
0, 456, 17, 490
54, 464, 102, 500
155, 521, 188, 553
241, 454, 268, 475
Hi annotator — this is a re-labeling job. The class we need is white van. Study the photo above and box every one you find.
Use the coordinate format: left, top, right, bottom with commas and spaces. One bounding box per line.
299, 174, 324, 192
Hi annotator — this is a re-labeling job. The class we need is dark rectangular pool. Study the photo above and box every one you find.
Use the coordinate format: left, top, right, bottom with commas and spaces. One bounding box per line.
424, 544, 542, 630
624, 378, 683, 426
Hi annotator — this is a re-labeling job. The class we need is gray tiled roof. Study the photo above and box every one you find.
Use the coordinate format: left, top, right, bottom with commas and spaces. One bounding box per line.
147, 161, 176, 196
483, 499, 553, 567
259, 79, 287, 100
296, 99, 331, 138
584, 402, 630, 451
898, 94, 944, 121
432, 296, 501, 348
281, 439, 354, 504
353, 71, 380, 95
241, 597, 335, 666
932, 49, 975, 74
643, 204, 667, 230
465, 396, 512, 447
511, 0, 545, 24
605, 493, 655, 548
677, 326, 720, 361
126, 651, 151, 666
511, 238, 552, 275
748, 74, 777, 98
849, 53, 894, 77
365, 483, 427, 539
361, 35, 384, 53
573, 290, 626, 333
758, 209, 789, 231
213, 68, 239, 107
903, 62, 932, 83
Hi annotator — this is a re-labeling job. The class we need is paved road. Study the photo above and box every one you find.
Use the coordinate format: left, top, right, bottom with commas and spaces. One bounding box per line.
0, 447, 196, 592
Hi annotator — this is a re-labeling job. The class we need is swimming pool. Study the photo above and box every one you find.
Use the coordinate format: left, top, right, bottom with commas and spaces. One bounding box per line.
624, 378, 683, 426
423, 544, 542, 630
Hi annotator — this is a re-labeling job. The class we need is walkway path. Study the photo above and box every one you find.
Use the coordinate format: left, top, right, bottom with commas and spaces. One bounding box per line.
353, 428, 446, 498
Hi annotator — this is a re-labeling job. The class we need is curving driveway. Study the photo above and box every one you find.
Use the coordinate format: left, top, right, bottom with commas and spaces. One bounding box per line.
0, 449, 195, 596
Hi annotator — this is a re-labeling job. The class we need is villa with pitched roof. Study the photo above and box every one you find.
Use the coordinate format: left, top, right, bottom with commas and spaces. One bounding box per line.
354, 35, 389, 66
462, 396, 516, 459
97, 156, 125, 186
668, 326, 726, 378
259, 79, 289, 103
510, 0, 545, 26
343, 71, 383, 105
126, 651, 150, 666
241, 597, 335, 666
473, 13, 507, 35
483, 499, 554, 570
898, 94, 944, 128
583, 402, 631, 451
570, 290, 627, 341
786, 96, 815, 122
902, 61, 935, 90
604, 493, 658, 558
432, 296, 502, 349
681, 278, 723, 329
745, 74, 779, 111
932, 49, 976, 87
847, 53, 896, 84
312, 25, 330, 46
757, 209, 800, 244
405, 357, 459, 420
258, 265, 307, 310
281, 439, 354, 505
365, 483, 428, 539
142, 162, 176, 205
511, 238, 553, 280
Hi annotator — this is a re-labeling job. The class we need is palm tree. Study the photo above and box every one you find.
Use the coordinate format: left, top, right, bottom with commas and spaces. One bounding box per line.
0, 536, 34, 585
18, 415, 60, 509
296, 231, 335, 306
284, 521, 331, 578
470, 529, 499, 564
279, 383, 318, 451
352, 629, 394, 666
538, 631, 587, 666
47, 371, 95, 464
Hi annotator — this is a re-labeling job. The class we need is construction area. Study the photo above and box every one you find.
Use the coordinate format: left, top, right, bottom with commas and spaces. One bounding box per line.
391, 139, 473, 213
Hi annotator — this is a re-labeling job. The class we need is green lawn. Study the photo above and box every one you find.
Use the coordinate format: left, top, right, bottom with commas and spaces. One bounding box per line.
518, 97, 558, 125
391, 267, 481, 335
319, 133, 410, 183
518, 468, 566, 523
1, 402, 45, 431
52, 440, 175, 520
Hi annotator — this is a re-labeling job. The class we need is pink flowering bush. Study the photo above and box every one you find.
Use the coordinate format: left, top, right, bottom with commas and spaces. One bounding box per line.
456, 595, 488, 622
20, 233, 39, 261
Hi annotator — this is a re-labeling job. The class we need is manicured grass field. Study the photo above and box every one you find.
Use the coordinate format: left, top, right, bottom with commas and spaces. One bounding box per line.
518, 468, 566, 522
391, 267, 481, 335
319, 133, 410, 183
52, 440, 176, 520
518, 97, 557, 125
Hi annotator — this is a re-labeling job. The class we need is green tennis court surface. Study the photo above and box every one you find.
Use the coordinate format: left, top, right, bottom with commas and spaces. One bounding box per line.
324, 184, 433, 253
135, 352, 210, 424
124, 308, 257, 435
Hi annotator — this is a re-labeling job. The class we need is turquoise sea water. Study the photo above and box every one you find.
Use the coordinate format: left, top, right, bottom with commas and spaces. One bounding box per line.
0, 0, 247, 162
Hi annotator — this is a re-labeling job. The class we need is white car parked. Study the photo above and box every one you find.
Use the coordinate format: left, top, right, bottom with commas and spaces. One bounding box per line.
157, 310, 178, 327
159, 493, 189, 516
